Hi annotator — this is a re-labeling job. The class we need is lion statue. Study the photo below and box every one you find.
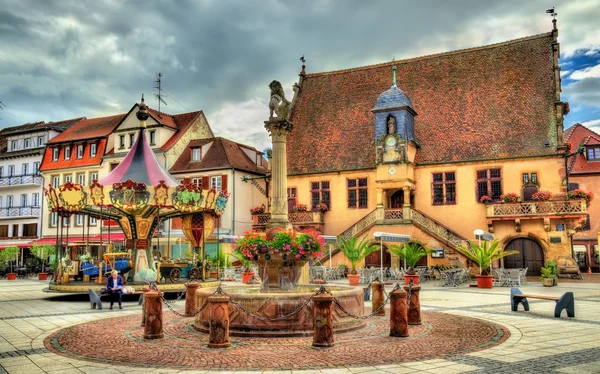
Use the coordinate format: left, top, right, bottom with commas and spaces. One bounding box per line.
269, 80, 291, 119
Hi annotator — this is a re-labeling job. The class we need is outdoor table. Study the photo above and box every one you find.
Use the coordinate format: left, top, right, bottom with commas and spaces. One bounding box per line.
442, 269, 462, 287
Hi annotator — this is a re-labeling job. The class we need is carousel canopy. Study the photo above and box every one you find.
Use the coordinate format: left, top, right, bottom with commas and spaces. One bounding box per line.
99, 128, 179, 187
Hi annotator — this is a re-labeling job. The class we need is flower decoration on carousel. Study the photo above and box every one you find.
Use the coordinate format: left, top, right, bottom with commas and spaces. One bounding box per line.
43, 184, 60, 211
172, 180, 203, 212
109, 179, 150, 212
214, 189, 230, 215
58, 181, 88, 211
233, 229, 325, 262
89, 180, 105, 206
154, 180, 169, 207
531, 190, 552, 201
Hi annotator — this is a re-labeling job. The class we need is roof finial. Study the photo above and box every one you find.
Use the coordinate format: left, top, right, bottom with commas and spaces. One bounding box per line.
299, 55, 306, 76
546, 7, 557, 30
392, 66, 397, 88
136, 93, 149, 127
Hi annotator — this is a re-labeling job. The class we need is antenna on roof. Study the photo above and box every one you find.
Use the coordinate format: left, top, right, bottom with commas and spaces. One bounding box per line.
0, 101, 5, 110
154, 73, 167, 117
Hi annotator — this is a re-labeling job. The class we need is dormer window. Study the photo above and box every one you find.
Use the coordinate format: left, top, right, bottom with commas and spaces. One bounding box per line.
11, 140, 17, 151
76, 144, 84, 159
64, 146, 71, 160
192, 148, 201, 161
24, 139, 30, 148
52, 148, 59, 162
587, 147, 600, 161
119, 135, 125, 149
90, 143, 97, 157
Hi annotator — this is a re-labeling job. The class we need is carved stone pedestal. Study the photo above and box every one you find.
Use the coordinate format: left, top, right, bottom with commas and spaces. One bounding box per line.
141, 285, 150, 327
371, 281, 385, 316
208, 295, 231, 348
389, 288, 408, 337
143, 291, 164, 339
185, 281, 199, 316
403, 285, 421, 325
312, 293, 335, 348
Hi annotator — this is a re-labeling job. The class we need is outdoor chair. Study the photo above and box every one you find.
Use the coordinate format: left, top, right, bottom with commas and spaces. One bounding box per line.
433, 269, 446, 286
507, 269, 521, 287
520, 267, 528, 285
360, 269, 372, 284
492, 269, 506, 287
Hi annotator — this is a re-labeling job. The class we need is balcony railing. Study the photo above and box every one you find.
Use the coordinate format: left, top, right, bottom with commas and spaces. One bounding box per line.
0, 174, 43, 187
0, 206, 41, 218
486, 200, 587, 218
383, 208, 404, 220
252, 211, 324, 229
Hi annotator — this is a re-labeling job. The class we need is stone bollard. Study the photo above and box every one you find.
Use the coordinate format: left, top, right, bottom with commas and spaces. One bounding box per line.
389, 288, 409, 337
403, 285, 422, 325
185, 281, 199, 316
207, 294, 231, 348
371, 281, 385, 316
312, 292, 335, 348
140, 285, 150, 327
143, 291, 164, 339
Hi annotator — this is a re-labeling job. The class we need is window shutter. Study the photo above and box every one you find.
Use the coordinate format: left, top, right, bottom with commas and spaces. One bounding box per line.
202, 176, 209, 189
222, 175, 228, 190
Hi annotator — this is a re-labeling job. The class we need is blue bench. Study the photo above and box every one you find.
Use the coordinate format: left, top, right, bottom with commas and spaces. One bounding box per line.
510, 287, 574, 318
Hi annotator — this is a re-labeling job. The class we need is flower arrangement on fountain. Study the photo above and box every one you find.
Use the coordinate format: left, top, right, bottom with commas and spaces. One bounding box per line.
500, 192, 519, 203
532, 190, 552, 201
233, 229, 325, 289
567, 189, 594, 204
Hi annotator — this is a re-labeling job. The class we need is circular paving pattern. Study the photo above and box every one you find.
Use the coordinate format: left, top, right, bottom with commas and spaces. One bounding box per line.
45, 311, 509, 370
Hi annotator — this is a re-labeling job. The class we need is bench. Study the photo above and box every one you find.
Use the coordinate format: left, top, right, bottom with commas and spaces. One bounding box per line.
88, 288, 144, 310
510, 287, 574, 318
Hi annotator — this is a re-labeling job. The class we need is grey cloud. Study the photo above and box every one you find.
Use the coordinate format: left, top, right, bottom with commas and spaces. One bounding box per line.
563, 78, 600, 106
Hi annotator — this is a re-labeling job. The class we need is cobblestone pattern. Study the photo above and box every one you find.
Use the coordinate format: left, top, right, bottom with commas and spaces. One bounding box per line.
0, 310, 105, 321
44, 311, 509, 370
0, 348, 49, 358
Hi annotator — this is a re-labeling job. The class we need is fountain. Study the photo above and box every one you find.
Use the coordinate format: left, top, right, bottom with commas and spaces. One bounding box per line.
194, 80, 365, 336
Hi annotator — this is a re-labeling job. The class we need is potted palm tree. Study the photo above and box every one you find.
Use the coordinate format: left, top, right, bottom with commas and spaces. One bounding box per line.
455, 239, 518, 288
540, 260, 557, 287
0, 246, 19, 280
31, 244, 56, 280
334, 236, 378, 286
388, 241, 428, 285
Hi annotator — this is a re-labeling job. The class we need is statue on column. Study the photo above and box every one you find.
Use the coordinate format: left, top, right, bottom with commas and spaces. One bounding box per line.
269, 80, 291, 119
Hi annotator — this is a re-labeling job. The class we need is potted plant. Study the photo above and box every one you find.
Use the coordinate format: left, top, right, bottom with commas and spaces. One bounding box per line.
250, 204, 266, 215
388, 241, 429, 285
31, 244, 56, 280
238, 256, 254, 284
293, 204, 307, 212
334, 236, 378, 286
500, 193, 519, 203
567, 189, 594, 205
0, 246, 19, 280
532, 191, 552, 202
479, 195, 493, 204
316, 202, 329, 212
455, 239, 519, 288
540, 260, 557, 287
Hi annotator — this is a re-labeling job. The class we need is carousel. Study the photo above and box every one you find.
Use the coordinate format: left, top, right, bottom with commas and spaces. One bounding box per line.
44, 96, 229, 292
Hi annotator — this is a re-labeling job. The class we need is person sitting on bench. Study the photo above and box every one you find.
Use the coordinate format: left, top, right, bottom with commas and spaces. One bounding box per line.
106, 270, 124, 310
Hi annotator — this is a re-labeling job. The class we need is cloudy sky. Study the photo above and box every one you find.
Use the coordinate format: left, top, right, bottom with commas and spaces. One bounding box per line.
1, 0, 599, 151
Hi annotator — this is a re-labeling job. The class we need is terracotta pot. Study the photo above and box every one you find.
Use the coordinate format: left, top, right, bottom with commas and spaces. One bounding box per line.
404, 274, 421, 286
476, 275, 493, 288
542, 278, 555, 287
241, 272, 254, 284
6, 273, 16, 281
210, 271, 218, 278
38, 273, 48, 281
347, 273, 360, 286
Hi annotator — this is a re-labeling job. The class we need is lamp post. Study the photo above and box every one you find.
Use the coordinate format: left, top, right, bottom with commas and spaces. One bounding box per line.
474, 229, 494, 272
374, 232, 411, 281
564, 145, 586, 196
321, 236, 338, 272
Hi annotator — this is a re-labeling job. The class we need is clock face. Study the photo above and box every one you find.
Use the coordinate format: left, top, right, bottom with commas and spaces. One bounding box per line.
385, 135, 397, 147
388, 166, 397, 175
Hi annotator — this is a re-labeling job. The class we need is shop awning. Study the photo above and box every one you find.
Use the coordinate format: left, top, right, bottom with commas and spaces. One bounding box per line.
0, 241, 34, 249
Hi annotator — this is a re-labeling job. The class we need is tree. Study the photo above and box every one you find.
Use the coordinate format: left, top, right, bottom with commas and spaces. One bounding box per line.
0, 246, 19, 274
455, 239, 519, 275
388, 241, 429, 274
334, 236, 378, 274
31, 244, 56, 273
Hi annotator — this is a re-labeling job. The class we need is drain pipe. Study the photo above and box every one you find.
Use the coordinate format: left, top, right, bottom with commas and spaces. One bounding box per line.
231, 168, 236, 235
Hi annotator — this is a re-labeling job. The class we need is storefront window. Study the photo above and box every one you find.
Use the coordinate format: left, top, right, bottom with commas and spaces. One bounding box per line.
573, 245, 587, 267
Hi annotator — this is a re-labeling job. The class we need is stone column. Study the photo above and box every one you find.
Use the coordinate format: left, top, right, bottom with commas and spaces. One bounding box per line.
389, 288, 408, 337
403, 285, 421, 325
376, 188, 384, 208
207, 294, 231, 348
140, 285, 150, 327
313, 292, 335, 347
264, 118, 293, 228
371, 281, 385, 316
185, 281, 199, 316
143, 291, 164, 339
402, 186, 412, 220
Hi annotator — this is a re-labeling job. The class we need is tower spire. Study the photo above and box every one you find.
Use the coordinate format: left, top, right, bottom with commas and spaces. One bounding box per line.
392, 66, 397, 87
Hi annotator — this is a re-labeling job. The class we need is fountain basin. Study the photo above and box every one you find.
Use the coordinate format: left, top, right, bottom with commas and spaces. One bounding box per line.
194, 284, 365, 337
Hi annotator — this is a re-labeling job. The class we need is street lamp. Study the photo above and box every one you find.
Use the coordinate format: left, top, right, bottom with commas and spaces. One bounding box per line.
564, 145, 586, 194
321, 235, 338, 271
374, 232, 411, 281
474, 229, 494, 271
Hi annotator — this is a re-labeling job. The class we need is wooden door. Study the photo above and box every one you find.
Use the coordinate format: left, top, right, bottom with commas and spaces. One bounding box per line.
390, 190, 404, 209
504, 238, 544, 275
287, 198, 296, 213
365, 246, 391, 268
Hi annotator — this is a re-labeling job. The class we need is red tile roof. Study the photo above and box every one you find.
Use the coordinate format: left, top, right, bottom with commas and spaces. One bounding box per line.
170, 137, 268, 174
47, 114, 126, 144
160, 111, 207, 151
40, 139, 108, 172
0, 118, 83, 153
287, 32, 559, 175
565, 124, 600, 175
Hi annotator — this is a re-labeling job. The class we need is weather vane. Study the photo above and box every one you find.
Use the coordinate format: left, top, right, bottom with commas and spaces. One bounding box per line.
300, 55, 306, 64
546, 7, 557, 20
